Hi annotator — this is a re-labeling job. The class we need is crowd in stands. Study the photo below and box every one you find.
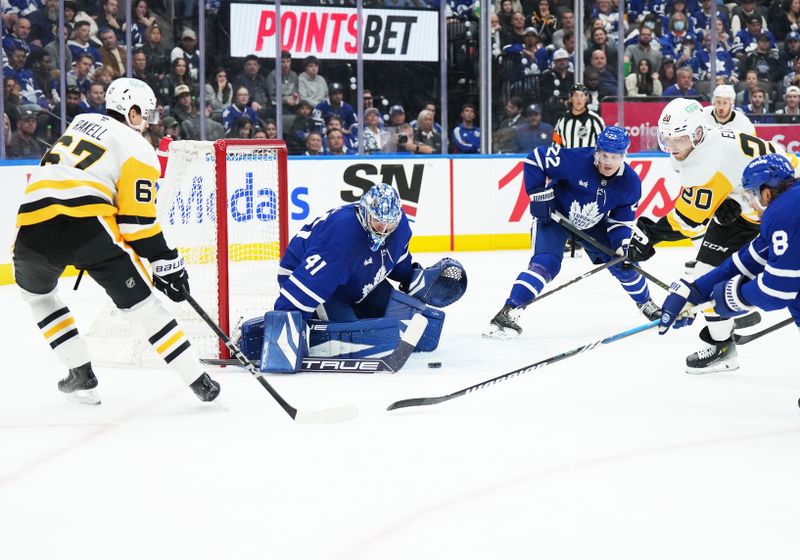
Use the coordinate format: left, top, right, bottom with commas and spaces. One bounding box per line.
2, 0, 800, 159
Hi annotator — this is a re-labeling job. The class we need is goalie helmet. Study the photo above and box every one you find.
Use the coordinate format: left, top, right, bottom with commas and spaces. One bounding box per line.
657, 97, 705, 153
740, 153, 795, 211
105, 77, 159, 132
357, 183, 402, 252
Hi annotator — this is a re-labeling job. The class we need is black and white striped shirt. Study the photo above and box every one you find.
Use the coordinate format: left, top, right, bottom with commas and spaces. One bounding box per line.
553, 109, 605, 148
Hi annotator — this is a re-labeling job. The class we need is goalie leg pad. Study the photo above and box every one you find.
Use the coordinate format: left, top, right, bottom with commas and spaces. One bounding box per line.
260, 310, 308, 373
308, 317, 401, 358
385, 289, 445, 352
239, 316, 266, 362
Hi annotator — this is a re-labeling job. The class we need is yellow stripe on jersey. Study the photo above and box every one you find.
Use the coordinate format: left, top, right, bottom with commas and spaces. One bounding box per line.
25, 178, 115, 201
17, 203, 116, 227
120, 223, 162, 242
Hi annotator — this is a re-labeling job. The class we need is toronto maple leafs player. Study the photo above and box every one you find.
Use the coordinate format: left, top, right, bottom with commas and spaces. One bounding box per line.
629, 98, 798, 372
659, 154, 800, 370
255, 183, 466, 372
484, 126, 660, 339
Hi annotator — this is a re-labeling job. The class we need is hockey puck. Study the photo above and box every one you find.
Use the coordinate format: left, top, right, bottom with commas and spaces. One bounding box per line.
427, 362, 442, 369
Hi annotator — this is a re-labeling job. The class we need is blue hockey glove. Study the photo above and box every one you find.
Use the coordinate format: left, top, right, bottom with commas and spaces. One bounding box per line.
529, 187, 554, 225
401, 258, 467, 308
658, 278, 707, 334
710, 275, 753, 319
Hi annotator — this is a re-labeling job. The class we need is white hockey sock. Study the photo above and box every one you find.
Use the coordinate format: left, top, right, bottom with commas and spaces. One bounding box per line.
707, 318, 734, 343
20, 288, 91, 369
122, 295, 204, 385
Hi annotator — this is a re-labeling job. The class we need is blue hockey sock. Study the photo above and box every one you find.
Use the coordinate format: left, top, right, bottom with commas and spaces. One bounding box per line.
507, 263, 551, 308
610, 267, 650, 305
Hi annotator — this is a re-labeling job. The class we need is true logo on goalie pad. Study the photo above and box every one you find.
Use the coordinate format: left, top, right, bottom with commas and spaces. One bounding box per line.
301, 359, 381, 372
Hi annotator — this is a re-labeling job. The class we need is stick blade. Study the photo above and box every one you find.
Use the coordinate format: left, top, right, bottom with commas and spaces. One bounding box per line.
293, 404, 359, 424
387, 395, 450, 411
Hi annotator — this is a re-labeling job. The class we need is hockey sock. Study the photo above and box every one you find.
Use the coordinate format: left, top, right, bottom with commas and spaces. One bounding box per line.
609, 267, 650, 305
20, 288, 91, 369
122, 295, 204, 384
507, 263, 552, 308
705, 317, 734, 343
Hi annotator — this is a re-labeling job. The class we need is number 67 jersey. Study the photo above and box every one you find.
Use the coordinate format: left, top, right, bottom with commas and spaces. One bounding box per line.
666, 126, 799, 238
16, 113, 163, 249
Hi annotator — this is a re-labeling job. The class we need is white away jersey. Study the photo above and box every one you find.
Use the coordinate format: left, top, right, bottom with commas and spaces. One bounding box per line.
701, 106, 756, 136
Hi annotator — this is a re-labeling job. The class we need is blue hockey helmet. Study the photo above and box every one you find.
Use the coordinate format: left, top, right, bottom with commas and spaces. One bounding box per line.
596, 126, 631, 155
740, 154, 795, 210
358, 183, 402, 252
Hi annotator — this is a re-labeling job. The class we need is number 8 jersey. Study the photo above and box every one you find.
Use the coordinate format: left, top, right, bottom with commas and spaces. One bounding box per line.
16, 113, 163, 254
666, 125, 799, 238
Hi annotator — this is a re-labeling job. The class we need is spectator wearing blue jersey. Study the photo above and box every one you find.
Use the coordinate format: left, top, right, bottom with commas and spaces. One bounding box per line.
2, 17, 32, 58
315, 82, 356, 130
692, 0, 730, 37
451, 103, 480, 153
324, 128, 352, 156
67, 21, 102, 68
691, 32, 737, 82
739, 33, 783, 82
3, 46, 48, 110
512, 104, 553, 153
79, 81, 106, 114
222, 85, 259, 134
661, 12, 695, 61
732, 15, 776, 62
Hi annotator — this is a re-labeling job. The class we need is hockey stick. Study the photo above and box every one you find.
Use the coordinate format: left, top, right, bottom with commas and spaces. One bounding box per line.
183, 292, 359, 424
201, 313, 428, 374
387, 303, 708, 411
527, 254, 626, 306
551, 211, 670, 291
733, 317, 793, 345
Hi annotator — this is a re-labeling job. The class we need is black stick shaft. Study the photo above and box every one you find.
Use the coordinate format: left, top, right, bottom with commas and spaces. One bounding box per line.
733, 317, 793, 345
529, 254, 626, 306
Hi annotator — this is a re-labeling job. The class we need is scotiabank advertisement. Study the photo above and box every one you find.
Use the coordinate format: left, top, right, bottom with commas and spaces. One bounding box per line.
601, 101, 800, 153
229, 4, 439, 61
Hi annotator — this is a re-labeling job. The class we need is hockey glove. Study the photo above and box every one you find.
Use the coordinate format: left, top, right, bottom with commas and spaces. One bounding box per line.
713, 198, 742, 226
628, 218, 657, 262
710, 275, 753, 319
659, 278, 708, 334
529, 188, 555, 225
400, 258, 468, 308
152, 251, 190, 302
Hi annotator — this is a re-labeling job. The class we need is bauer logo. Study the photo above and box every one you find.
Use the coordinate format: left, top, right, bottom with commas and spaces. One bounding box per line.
341, 163, 424, 219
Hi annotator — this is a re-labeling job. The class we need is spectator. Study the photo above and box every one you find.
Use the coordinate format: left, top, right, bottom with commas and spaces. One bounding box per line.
96, 0, 124, 44
530, 0, 557, 45
692, 0, 730, 38
624, 25, 662, 77
29, 50, 57, 107
326, 115, 356, 152
500, 12, 527, 47
287, 100, 317, 153
505, 27, 542, 76
451, 103, 480, 153
128, 0, 154, 48
161, 116, 182, 140
361, 107, 393, 154
8, 108, 44, 159
732, 15, 776, 62
98, 27, 126, 79
784, 55, 800, 91
493, 96, 524, 152
659, 56, 678, 90
385, 104, 409, 135
512, 103, 553, 152
662, 0, 695, 35
692, 31, 737, 83
43, 22, 73, 70
92, 65, 115, 87
71, 2, 100, 45
661, 12, 694, 61
131, 49, 158, 94
744, 87, 772, 122
79, 81, 106, 114
663, 66, 698, 96
233, 54, 271, 118
410, 100, 442, 134
582, 68, 602, 112
780, 32, 800, 71
409, 109, 441, 154
158, 57, 195, 107
3, 46, 48, 110
205, 67, 233, 118
730, 0, 767, 35
776, 85, 800, 120
496, 0, 517, 29
552, 8, 574, 50
67, 21, 101, 67
64, 86, 82, 123
592, 0, 620, 40
625, 59, 663, 96
182, 100, 225, 141
539, 47, 574, 123
553, 83, 604, 147
266, 50, 300, 127
315, 82, 356, 129
263, 119, 278, 140
142, 24, 169, 78
736, 69, 765, 107
170, 84, 194, 124
171, 28, 200, 81
584, 27, 618, 71
305, 131, 324, 155
28, 0, 60, 47
588, 49, 618, 99
3, 17, 32, 58
3, 78, 22, 130
227, 116, 254, 139
773, 0, 800, 41
222, 85, 259, 133
298, 55, 328, 107
325, 129, 350, 156
739, 32, 782, 83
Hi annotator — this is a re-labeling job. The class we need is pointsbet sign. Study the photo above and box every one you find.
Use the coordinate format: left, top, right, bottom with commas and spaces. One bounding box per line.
229, 4, 440, 61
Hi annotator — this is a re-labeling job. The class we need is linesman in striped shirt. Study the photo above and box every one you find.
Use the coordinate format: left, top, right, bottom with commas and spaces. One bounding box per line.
12, 78, 220, 405
552, 83, 606, 148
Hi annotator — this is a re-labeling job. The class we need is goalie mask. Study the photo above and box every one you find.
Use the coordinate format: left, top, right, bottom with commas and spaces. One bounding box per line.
357, 183, 402, 252
105, 77, 159, 132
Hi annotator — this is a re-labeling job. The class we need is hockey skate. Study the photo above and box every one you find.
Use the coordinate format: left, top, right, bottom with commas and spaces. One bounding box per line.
58, 363, 101, 405
483, 304, 523, 339
685, 339, 739, 374
190, 373, 221, 402
637, 299, 662, 321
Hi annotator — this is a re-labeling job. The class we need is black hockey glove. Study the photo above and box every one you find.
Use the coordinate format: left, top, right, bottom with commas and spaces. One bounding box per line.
628, 218, 657, 262
152, 251, 190, 302
713, 198, 742, 226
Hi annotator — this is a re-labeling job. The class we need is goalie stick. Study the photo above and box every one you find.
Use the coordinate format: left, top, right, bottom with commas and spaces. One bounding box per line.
387, 304, 706, 411
202, 313, 429, 374
183, 292, 359, 424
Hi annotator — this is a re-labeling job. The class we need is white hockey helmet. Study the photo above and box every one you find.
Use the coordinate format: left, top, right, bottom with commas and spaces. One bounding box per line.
657, 97, 706, 153
712, 84, 736, 102
105, 77, 159, 132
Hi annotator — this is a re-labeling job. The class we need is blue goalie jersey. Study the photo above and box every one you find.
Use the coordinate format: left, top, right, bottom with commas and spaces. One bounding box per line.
524, 145, 642, 248
274, 203, 415, 319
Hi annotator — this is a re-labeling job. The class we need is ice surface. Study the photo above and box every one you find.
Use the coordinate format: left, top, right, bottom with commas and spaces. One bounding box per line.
1, 246, 799, 560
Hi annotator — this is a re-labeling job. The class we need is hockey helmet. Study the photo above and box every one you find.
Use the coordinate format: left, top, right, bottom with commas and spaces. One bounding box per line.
596, 126, 631, 155
357, 183, 402, 252
712, 84, 736, 102
657, 98, 706, 154
105, 77, 159, 132
740, 153, 795, 210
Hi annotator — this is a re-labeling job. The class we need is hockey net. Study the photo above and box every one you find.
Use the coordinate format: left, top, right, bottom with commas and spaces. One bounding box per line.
87, 139, 288, 365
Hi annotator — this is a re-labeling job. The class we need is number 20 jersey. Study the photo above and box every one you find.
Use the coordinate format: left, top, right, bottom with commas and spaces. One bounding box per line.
16, 113, 162, 249
666, 126, 798, 238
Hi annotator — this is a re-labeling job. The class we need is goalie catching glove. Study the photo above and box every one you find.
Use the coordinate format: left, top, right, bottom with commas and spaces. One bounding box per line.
151, 250, 190, 302
400, 258, 468, 308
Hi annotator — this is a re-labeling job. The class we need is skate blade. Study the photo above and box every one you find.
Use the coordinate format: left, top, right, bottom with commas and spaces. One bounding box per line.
685, 363, 740, 375
65, 388, 101, 405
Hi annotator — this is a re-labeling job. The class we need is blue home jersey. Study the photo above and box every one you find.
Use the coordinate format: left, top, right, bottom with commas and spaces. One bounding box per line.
451, 124, 480, 153
695, 182, 800, 319
524, 145, 642, 249
274, 204, 415, 319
